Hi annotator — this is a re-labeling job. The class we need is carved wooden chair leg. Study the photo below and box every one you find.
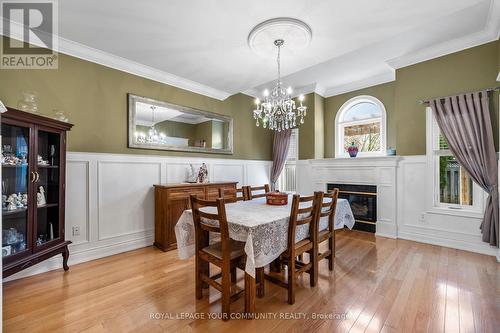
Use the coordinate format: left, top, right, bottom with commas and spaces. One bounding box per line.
221, 261, 231, 321
287, 258, 295, 305
195, 256, 203, 299
328, 236, 334, 271
308, 248, 317, 287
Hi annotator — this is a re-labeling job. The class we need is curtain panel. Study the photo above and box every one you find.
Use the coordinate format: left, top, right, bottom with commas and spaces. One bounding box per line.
270, 129, 292, 191
429, 91, 498, 247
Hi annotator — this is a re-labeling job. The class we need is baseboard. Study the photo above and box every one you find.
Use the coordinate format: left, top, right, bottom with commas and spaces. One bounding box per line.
4, 235, 153, 282
375, 221, 397, 239
398, 231, 497, 257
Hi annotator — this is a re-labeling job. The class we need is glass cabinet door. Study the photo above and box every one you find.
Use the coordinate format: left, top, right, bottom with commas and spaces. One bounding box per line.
35, 129, 61, 247
1, 122, 31, 259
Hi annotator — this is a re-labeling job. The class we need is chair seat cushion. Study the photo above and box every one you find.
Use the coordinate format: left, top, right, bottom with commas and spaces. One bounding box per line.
201, 241, 246, 260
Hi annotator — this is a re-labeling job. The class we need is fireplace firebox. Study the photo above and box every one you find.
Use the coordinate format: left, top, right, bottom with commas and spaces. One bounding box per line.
327, 183, 377, 233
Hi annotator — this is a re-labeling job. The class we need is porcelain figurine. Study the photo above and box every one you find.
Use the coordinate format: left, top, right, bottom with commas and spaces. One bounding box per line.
15, 193, 24, 208
6, 195, 16, 211
37, 186, 46, 206
186, 164, 197, 183
21, 193, 28, 207
197, 163, 208, 183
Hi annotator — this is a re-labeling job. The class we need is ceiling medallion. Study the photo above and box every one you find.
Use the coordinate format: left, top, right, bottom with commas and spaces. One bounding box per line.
249, 18, 311, 131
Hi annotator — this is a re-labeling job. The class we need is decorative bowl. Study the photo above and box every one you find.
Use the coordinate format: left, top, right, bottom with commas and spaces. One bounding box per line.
266, 191, 288, 205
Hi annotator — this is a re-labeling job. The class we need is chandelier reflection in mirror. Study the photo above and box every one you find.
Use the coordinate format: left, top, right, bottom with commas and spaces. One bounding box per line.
134, 105, 167, 144
253, 39, 306, 131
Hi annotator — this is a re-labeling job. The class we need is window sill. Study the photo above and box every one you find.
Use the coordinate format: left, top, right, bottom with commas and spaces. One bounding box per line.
426, 206, 484, 219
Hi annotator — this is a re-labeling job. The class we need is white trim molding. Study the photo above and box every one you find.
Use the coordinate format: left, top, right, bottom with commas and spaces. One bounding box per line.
0, 18, 232, 101
296, 155, 498, 258
323, 71, 396, 98
4, 152, 271, 281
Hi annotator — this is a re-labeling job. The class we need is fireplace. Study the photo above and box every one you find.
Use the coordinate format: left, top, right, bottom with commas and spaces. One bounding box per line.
327, 183, 377, 233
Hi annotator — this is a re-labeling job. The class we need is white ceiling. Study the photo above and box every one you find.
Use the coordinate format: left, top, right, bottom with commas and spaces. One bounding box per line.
10, 0, 500, 99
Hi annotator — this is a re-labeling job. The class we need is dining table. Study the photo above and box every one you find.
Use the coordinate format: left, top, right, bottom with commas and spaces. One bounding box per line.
174, 196, 355, 314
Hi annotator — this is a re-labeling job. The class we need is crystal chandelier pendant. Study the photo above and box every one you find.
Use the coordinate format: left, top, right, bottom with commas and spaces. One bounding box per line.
252, 39, 307, 131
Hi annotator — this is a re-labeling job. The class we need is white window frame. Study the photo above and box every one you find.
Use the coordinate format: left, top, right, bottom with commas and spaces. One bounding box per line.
335, 95, 387, 158
425, 107, 485, 216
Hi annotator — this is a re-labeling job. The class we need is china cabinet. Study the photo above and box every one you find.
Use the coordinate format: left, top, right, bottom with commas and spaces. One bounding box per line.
1, 107, 73, 277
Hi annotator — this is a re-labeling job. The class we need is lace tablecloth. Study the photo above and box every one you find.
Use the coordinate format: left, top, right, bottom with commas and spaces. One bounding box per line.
174, 197, 355, 277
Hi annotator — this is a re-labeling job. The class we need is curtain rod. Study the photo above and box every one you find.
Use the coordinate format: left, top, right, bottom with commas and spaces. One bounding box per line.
418, 86, 500, 105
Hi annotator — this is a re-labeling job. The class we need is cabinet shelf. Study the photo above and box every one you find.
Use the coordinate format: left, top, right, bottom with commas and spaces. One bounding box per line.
37, 203, 58, 209
37, 165, 59, 169
2, 164, 28, 168
2, 207, 28, 216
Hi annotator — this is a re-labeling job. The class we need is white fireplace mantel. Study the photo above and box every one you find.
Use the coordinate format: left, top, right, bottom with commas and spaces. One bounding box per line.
298, 156, 400, 238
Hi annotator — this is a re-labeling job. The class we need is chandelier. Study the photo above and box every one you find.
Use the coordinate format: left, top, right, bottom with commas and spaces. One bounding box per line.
135, 105, 167, 144
253, 39, 306, 131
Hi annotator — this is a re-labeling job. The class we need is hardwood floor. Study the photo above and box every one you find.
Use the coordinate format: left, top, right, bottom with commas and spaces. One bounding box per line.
3, 230, 499, 332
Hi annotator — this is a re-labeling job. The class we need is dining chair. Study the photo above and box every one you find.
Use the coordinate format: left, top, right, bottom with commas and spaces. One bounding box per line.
247, 184, 270, 200
265, 193, 322, 304
190, 195, 247, 319
313, 189, 339, 284
218, 186, 248, 203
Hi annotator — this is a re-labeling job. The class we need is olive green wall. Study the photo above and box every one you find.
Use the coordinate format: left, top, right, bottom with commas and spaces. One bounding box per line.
324, 82, 396, 158
0, 38, 272, 160
193, 120, 213, 148
323, 40, 499, 157
297, 93, 324, 159
149, 120, 196, 140
395, 40, 499, 155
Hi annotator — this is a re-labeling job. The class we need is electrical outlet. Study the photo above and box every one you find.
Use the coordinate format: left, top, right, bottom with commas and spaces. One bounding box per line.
419, 213, 426, 222
72, 226, 80, 236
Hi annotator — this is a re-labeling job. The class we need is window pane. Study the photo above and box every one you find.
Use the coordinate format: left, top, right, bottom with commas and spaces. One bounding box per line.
343, 122, 381, 152
438, 133, 449, 150
439, 155, 473, 205
341, 102, 381, 122
286, 129, 298, 161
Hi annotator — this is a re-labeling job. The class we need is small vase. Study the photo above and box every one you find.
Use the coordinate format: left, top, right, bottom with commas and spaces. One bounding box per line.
17, 92, 39, 114
347, 144, 358, 158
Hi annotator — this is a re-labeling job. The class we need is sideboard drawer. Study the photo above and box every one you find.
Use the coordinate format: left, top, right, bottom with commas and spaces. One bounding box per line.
206, 184, 236, 200
167, 188, 205, 200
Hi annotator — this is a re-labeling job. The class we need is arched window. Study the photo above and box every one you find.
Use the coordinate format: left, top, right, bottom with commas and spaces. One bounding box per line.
335, 95, 386, 157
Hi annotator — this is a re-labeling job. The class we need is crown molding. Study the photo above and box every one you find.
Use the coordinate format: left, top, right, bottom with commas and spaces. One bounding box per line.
322, 70, 395, 98
386, 0, 500, 69
0, 19, 232, 101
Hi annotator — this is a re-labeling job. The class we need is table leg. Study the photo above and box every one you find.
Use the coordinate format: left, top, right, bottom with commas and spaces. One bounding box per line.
244, 272, 256, 318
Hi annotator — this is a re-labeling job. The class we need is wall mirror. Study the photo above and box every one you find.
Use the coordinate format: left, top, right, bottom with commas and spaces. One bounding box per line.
128, 94, 233, 154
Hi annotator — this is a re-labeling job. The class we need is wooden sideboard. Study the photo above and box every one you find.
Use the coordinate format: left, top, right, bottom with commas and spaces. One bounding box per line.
153, 182, 237, 251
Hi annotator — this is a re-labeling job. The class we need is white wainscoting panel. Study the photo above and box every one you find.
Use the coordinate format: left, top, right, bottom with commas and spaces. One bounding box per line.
296, 156, 498, 258
397, 156, 497, 257
97, 161, 160, 241
65, 160, 90, 245
5, 152, 271, 281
